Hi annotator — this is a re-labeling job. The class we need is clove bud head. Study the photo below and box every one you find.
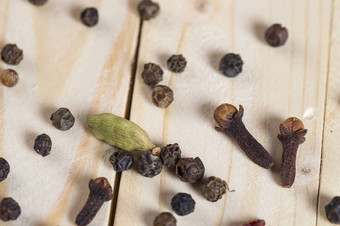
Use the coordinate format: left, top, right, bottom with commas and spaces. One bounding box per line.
214, 104, 243, 130
279, 117, 307, 144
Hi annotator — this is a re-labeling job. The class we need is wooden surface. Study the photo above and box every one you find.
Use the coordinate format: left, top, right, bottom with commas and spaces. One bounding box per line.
0, 0, 339, 225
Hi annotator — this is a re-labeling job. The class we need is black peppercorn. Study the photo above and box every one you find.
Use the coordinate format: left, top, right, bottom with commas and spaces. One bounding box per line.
1, 69, 18, 87
34, 134, 52, 157
171, 193, 195, 216
176, 157, 205, 183
160, 143, 181, 168
152, 85, 174, 108
325, 197, 340, 224
265, 24, 288, 47
0, 198, 21, 221
138, 0, 160, 20
153, 212, 177, 226
142, 63, 163, 86
81, 8, 99, 27
219, 53, 243, 77
167, 54, 187, 73
0, 158, 10, 182
50, 108, 75, 131
1, 44, 23, 65
28, 0, 47, 6
200, 176, 227, 202
136, 152, 162, 178
109, 150, 134, 172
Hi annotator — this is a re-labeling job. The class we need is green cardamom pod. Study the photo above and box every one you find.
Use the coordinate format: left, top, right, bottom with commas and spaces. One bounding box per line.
87, 113, 160, 154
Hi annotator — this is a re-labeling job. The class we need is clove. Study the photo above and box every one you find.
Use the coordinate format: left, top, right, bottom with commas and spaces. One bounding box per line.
214, 104, 273, 168
278, 117, 307, 188
76, 177, 113, 226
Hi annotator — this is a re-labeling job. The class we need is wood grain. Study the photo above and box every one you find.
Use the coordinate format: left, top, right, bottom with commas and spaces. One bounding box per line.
114, 0, 332, 225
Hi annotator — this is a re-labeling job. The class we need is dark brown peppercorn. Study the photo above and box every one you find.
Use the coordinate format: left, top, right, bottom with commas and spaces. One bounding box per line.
325, 197, 340, 224
200, 176, 227, 202
265, 24, 288, 47
1, 69, 18, 87
28, 0, 47, 6
219, 53, 243, 77
1, 44, 23, 65
109, 150, 134, 172
136, 152, 162, 178
176, 157, 205, 183
0, 158, 10, 182
142, 63, 163, 86
34, 134, 52, 157
214, 104, 273, 168
243, 219, 266, 226
50, 108, 75, 131
81, 8, 99, 27
171, 193, 195, 216
278, 117, 307, 188
160, 143, 181, 168
153, 212, 177, 226
138, 0, 160, 20
0, 198, 21, 221
167, 54, 187, 73
152, 85, 174, 108
76, 177, 113, 226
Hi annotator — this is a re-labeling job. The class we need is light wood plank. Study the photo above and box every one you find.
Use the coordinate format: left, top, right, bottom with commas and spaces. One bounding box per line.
0, 0, 139, 225
114, 0, 332, 225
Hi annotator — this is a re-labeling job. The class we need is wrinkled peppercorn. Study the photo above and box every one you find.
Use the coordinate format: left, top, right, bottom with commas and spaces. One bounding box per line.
152, 85, 174, 108
167, 54, 187, 73
1, 44, 23, 65
171, 193, 195, 216
265, 24, 288, 47
200, 176, 227, 202
138, 0, 160, 20
153, 212, 177, 226
81, 8, 99, 27
0, 158, 10, 182
160, 143, 181, 168
243, 219, 266, 226
176, 157, 205, 183
109, 150, 134, 172
28, 0, 47, 6
137, 152, 162, 178
219, 53, 243, 77
1, 69, 19, 87
34, 134, 52, 157
142, 63, 163, 86
50, 108, 75, 131
0, 198, 21, 221
325, 197, 340, 224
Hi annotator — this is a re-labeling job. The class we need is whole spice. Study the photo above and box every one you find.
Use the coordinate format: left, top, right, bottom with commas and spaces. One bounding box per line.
50, 108, 75, 131
219, 53, 243, 77
0, 158, 10, 182
75, 177, 113, 226
81, 8, 99, 27
1, 69, 19, 87
142, 63, 163, 86
176, 157, 205, 183
34, 133, 52, 157
136, 152, 162, 178
167, 54, 187, 73
153, 212, 177, 226
278, 117, 307, 188
171, 193, 195, 216
200, 176, 227, 202
28, 0, 48, 6
214, 104, 273, 168
243, 219, 266, 226
325, 197, 340, 224
0, 198, 21, 221
1, 44, 23, 65
138, 0, 160, 20
152, 85, 174, 108
87, 113, 160, 154
109, 150, 134, 172
160, 143, 181, 168
265, 24, 288, 47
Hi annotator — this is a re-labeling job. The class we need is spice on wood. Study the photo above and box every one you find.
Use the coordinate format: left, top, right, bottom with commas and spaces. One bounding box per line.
28, 0, 48, 6
265, 24, 288, 47
109, 150, 134, 172
0, 198, 21, 221
81, 8, 99, 27
136, 152, 162, 178
325, 197, 340, 224
152, 85, 174, 108
1, 44, 23, 65
1, 69, 18, 87
219, 53, 243, 77
200, 176, 228, 202
138, 0, 160, 20
34, 133, 52, 157
160, 143, 181, 168
142, 63, 163, 86
176, 157, 205, 183
153, 212, 177, 226
167, 54, 187, 73
171, 193, 195, 216
0, 158, 10, 182
50, 108, 75, 131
